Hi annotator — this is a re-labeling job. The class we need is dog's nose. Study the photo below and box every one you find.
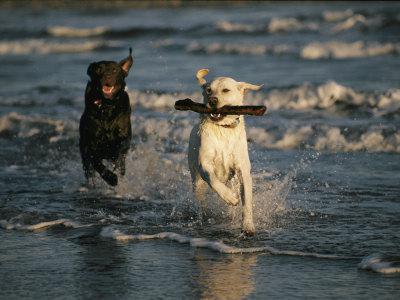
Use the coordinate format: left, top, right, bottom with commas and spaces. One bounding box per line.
208, 97, 218, 108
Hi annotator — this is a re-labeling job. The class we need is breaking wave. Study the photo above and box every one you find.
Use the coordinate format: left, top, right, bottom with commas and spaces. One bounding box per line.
46, 25, 178, 38
215, 10, 400, 35
359, 255, 400, 274
47, 26, 108, 37
301, 41, 400, 60
1, 80, 399, 153
0, 39, 120, 55
247, 126, 400, 153
159, 40, 399, 59
128, 81, 400, 117
186, 41, 294, 56
216, 18, 319, 34
0, 218, 85, 230
0, 111, 75, 141
0, 216, 348, 258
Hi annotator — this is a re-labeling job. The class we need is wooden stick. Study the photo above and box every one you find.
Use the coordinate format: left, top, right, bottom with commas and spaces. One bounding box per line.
174, 98, 266, 116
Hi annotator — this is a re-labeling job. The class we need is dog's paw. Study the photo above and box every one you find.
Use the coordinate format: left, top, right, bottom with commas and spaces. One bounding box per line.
242, 223, 256, 236
101, 170, 118, 186
224, 190, 239, 206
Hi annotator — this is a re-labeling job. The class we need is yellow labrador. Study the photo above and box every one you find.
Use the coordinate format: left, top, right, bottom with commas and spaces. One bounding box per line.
188, 69, 262, 235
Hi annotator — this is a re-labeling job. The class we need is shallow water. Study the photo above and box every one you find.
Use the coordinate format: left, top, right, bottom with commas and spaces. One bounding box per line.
1, 2, 400, 299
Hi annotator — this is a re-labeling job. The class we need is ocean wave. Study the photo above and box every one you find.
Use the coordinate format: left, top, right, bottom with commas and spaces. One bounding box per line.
163, 39, 399, 59
0, 39, 119, 55
131, 116, 400, 154
248, 126, 400, 153
323, 9, 354, 22
0, 216, 344, 257
215, 18, 318, 34
0, 111, 74, 141
186, 41, 294, 56
0, 218, 84, 231
215, 10, 399, 35
267, 17, 319, 33
257, 81, 400, 116
359, 254, 400, 274
331, 14, 369, 33
130, 81, 400, 117
46, 25, 179, 38
301, 41, 400, 59
101, 226, 344, 257
329, 12, 400, 33
1, 81, 399, 153
215, 21, 259, 33
47, 26, 108, 37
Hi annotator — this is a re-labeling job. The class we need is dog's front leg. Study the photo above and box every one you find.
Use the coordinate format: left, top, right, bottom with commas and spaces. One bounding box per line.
92, 159, 118, 186
199, 164, 239, 206
239, 167, 255, 235
192, 174, 207, 223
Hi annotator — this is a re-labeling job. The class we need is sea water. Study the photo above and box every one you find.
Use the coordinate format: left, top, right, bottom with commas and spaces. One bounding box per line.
0, 2, 399, 299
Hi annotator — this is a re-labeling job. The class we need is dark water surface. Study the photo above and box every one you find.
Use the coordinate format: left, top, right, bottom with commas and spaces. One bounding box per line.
1, 2, 400, 299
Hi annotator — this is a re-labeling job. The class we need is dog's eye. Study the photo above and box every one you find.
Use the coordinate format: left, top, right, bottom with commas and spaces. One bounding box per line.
96, 65, 104, 74
222, 88, 230, 93
112, 68, 117, 73
205, 87, 212, 95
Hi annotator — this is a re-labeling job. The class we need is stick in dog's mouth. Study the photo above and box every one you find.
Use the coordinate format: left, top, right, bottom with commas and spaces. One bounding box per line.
209, 113, 225, 121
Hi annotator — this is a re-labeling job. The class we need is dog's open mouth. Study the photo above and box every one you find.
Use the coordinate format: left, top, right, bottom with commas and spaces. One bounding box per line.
209, 113, 225, 122
102, 85, 115, 98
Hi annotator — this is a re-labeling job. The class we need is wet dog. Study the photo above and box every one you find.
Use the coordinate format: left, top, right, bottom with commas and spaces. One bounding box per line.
188, 69, 262, 235
79, 48, 133, 186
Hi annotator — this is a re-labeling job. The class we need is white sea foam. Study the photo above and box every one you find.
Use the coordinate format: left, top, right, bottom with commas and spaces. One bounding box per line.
186, 41, 293, 56
215, 18, 318, 34
0, 111, 73, 141
183, 39, 398, 59
359, 255, 400, 274
2, 81, 399, 153
248, 126, 400, 153
301, 41, 399, 59
47, 26, 108, 37
100, 226, 346, 257
323, 9, 354, 22
0, 39, 116, 55
256, 80, 400, 114
268, 17, 318, 33
0, 218, 350, 258
331, 14, 367, 33
0, 218, 85, 231
216, 21, 256, 33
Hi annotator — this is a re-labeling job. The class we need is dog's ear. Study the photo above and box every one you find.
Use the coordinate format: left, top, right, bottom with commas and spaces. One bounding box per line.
238, 82, 264, 93
87, 62, 97, 79
196, 68, 209, 86
119, 48, 133, 77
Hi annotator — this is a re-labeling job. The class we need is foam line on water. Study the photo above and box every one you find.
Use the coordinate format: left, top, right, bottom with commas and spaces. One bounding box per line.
0, 220, 373, 263
0, 218, 89, 231
358, 255, 400, 274
100, 227, 348, 257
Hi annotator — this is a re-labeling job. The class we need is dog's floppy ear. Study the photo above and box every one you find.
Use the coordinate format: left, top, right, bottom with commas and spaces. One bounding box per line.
87, 62, 97, 78
119, 47, 133, 77
196, 68, 209, 86
238, 82, 264, 93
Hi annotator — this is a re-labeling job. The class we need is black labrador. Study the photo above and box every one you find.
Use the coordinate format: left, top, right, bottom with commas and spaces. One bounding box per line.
79, 48, 133, 186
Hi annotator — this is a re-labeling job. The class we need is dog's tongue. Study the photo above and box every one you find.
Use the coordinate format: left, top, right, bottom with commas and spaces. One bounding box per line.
102, 85, 114, 97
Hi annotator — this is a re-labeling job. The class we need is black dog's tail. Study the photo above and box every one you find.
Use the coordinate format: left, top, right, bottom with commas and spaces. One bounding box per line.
129, 47, 132, 55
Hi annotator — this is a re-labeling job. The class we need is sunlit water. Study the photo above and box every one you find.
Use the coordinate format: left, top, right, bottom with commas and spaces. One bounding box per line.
1, 2, 400, 299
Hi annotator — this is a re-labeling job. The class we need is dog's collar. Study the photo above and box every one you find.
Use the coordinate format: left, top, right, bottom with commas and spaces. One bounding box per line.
218, 117, 240, 129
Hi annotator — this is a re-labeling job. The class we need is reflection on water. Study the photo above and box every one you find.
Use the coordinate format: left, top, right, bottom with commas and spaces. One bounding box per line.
77, 237, 129, 299
194, 254, 257, 300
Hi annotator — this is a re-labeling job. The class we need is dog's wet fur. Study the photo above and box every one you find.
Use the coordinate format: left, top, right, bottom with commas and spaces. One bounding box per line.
79, 48, 133, 186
